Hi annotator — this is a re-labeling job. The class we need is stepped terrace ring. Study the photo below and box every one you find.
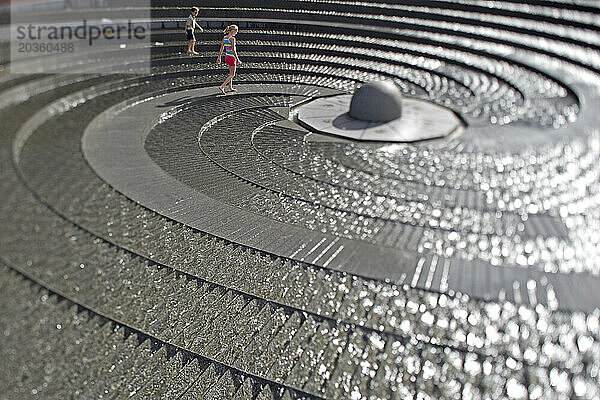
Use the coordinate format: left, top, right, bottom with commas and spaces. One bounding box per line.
297, 94, 464, 142
79, 84, 600, 313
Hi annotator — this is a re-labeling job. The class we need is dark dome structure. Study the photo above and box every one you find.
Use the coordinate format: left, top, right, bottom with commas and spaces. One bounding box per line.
349, 80, 403, 121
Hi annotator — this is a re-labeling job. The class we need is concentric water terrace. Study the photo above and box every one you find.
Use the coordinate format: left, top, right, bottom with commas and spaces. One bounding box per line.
1, 1, 600, 399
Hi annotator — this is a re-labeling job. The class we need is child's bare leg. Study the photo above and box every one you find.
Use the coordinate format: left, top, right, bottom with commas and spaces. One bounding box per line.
191, 40, 198, 54
227, 66, 236, 90
219, 76, 231, 91
219, 76, 232, 92
220, 67, 235, 89
219, 73, 230, 87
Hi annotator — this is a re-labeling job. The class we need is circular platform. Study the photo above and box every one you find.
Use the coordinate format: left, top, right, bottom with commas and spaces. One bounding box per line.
297, 94, 463, 142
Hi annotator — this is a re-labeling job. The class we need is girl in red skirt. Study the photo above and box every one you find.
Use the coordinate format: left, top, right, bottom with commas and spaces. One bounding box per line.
217, 25, 242, 93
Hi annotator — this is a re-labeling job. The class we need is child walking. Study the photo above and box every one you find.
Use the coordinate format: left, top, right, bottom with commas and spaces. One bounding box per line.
185, 7, 203, 55
217, 25, 242, 93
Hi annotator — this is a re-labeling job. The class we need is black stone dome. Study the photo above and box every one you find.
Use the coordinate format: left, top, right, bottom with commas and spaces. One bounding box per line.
349, 80, 403, 122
